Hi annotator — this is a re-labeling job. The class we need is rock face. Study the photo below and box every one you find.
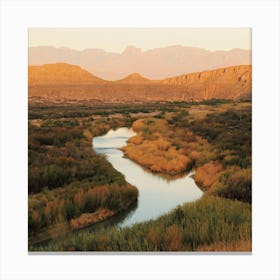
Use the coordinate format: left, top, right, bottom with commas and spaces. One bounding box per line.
28, 63, 252, 103
162, 65, 252, 100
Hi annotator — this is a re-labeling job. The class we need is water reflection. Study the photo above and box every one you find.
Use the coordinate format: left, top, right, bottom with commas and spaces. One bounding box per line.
93, 127, 203, 228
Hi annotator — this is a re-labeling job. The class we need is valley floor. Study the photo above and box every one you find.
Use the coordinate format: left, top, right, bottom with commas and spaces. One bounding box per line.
28, 100, 252, 251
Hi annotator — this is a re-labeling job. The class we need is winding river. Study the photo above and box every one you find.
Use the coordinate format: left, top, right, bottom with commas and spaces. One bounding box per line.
92, 127, 203, 228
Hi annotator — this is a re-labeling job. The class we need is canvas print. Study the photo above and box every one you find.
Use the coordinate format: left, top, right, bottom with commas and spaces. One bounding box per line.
28, 28, 252, 252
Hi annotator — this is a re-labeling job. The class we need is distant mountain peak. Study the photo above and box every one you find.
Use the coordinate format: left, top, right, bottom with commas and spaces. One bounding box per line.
117, 72, 150, 83
122, 45, 142, 55
29, 45, 251, 80
126, 72, 145, 78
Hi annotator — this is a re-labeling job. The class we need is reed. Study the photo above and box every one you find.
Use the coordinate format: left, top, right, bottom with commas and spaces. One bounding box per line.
30, 196, 251, 252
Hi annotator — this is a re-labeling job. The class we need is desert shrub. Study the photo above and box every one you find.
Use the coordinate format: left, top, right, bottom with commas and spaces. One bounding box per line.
194, 162, 223, 191
167, 110, 189, 127
123, 141, 191, 175
189, 108, 251, 158
215, 166, 251, 203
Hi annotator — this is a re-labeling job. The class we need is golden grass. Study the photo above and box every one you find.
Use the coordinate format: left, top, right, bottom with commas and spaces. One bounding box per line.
128, 134, 144, 145
123, 118, 209, 175
164, 224, 184, 251
122, 117, 219, 176
70, 208, 114, 230
194, 162, 223, 192
123, 140, 191, 174
196, 240, 252, 252
30, 196, 251, 252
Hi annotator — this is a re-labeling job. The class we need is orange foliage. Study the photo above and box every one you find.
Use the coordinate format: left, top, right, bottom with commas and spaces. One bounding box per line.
90, 186, 110, 203
189, 150, 200, 160
148, 228, 161, 249
196, 240, 252, 252
83, 129, 93, 141
70, 208, 114, 230
32, 211, 41, 224
132, 119, 146, 132
194, 162, 223, 191
128, 134, 143, 145
164, 224, 183, 251
74, 191, 83, 205
123, 140, 190, 175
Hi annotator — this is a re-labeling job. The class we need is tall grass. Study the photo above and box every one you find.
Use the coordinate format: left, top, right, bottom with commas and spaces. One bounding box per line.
30, 196, 251, 252
29, 183, 138, 236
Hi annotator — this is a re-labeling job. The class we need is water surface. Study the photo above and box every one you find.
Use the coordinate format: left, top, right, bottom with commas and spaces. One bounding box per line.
93, 127, 203, 228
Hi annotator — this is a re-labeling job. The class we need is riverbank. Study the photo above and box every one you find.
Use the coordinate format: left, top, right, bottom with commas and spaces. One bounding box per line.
28, 183, 138, 246
121, 102, 251, 203
121, 118, 199, 175
92, 127, 203, 228
28, 101, 251, 251
30, 196, 252, 252
29, 125, 203, 248
28, 105, 139, 246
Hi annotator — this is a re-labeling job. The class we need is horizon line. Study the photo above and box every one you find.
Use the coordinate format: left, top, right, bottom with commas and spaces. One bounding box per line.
28, 44, 252, 54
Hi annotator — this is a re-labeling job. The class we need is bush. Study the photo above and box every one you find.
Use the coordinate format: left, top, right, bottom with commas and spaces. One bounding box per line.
215, 166, 251, 203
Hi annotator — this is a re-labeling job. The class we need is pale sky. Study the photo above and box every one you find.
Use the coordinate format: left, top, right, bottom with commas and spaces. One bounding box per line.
29, 28, 251, 53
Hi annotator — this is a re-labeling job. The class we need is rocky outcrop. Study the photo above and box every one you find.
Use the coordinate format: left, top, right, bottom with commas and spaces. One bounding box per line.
162, 65, 252, 100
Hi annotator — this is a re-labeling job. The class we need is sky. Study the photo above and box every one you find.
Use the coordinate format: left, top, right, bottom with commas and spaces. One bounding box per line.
29, 28, 251, 52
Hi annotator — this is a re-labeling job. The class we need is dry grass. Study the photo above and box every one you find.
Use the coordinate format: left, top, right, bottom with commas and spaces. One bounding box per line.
123, 118, 208, 175
31, 196, 251, 252
70, 208, 114, 230
164, 224, 184, 251
128, 134, 144, 145
194, 162, 223, 192
196, 240, 252, 252
123, 116, 220, 176
123, 139, 191, 174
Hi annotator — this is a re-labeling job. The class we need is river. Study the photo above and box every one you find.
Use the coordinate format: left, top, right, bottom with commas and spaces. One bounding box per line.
92, 127, 203, 228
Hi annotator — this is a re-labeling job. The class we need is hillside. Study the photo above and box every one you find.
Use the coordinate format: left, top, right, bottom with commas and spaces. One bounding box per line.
162, 65, 252, 100
116, 73, 152, 84
28, 64, 252, 103
28, 63, 105, 85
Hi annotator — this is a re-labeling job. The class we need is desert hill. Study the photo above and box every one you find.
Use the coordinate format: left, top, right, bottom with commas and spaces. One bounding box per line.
28, 63, 252, 103
28, 63, 105, 85
162, 65, 252, 100
116, 73, 152, 84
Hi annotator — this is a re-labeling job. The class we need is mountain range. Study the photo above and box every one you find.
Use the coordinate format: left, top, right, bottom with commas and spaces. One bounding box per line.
29, 45, 251, 80
28, 63, 252, 103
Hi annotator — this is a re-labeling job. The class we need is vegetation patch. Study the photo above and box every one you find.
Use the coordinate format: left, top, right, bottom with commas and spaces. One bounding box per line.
30, 196, 251, 252
70, 209, 115, 230
28, 104, 139, 244
28, 101, 252, 250
122, 102, 251, 203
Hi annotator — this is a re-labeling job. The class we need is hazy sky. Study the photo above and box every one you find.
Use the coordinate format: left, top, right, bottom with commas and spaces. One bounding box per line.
29, 28, 251, 52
